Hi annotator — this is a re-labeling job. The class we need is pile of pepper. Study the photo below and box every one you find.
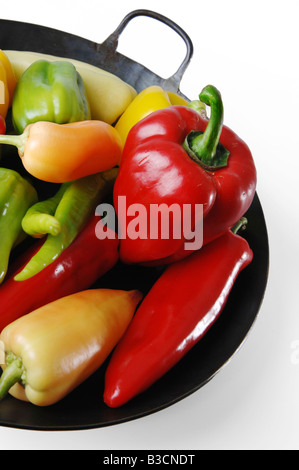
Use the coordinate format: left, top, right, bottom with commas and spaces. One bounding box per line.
0, 47, 256, 408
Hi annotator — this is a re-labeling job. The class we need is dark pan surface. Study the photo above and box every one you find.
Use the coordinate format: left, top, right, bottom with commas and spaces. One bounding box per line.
0, 10, 269, 430
0, 9, 193, 96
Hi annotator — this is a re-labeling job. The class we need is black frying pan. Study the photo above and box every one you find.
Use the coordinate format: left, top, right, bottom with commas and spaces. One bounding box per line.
0, 9, 269, 430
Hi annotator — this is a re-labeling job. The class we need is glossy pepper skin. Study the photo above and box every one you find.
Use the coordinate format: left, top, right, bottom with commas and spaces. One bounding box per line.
0, 50, 17, 107
0, 62, 9, 118
0, 168, 38, 284
115, 85, 202, 147
113, 85, 256, 265
5, 49, 137, 125
0, 50, 17, 117
12, 59, 91, 133
0, 120, 122, 183
104, 227, 253, 408
0, 115, 5, 135
15, 168, 118, 281
0, 288, 142, 406
0, 214, 119, 333
21, 181, 71, 239
115, 86, 172, 146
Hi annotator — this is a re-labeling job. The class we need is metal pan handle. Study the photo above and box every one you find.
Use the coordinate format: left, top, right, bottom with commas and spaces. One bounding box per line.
101, 9, 194, 89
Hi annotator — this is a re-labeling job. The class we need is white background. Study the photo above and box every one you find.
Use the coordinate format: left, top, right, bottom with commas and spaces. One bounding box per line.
0, 0, 298, 450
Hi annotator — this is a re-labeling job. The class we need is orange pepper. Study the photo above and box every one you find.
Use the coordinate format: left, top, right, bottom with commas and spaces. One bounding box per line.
0, 120, 122, 183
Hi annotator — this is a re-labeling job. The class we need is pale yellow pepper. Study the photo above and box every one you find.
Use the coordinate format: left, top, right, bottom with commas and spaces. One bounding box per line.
0, 288, 142, 406
5, 50, 136, 125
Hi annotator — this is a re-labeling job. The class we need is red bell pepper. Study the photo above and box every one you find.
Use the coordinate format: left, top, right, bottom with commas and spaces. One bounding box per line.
103, 223, 253, 407
0, 215, 119, 332
113, 85, 256, 265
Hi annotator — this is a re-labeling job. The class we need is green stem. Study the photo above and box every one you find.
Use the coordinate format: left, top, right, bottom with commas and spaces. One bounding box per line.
187, 99, 207, 119
231, 217, 248, 234
0, 128, 29, 157
0, 355, 25, 400
184, 84, 229, 170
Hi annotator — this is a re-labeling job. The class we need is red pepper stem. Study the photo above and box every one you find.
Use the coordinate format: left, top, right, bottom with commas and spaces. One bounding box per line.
184, 85, 229, 170
0, 354, 25, 400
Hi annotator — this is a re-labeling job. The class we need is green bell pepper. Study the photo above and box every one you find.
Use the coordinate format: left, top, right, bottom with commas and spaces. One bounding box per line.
12, 60, 91, 133
0, 168, 38, 284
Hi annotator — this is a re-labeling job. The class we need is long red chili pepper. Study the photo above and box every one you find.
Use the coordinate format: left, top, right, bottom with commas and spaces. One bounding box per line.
0, 215, 119, 332
103, 225, 253, 408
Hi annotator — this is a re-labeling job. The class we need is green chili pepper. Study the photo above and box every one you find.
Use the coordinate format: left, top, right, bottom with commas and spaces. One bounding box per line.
14, 168, 118, 281
0, 168, 38, 284
21, 182, 71, 238
12, 60, 91, 134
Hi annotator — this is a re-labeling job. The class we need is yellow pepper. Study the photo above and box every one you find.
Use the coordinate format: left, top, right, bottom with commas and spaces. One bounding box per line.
0, 50, 17, 105
115, 86, 173, 146
115, 86, 191, 147
0, 62, 9, 118
167, 91, 188, 106
0, 288, 142, 406
0, 50, 17, 116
